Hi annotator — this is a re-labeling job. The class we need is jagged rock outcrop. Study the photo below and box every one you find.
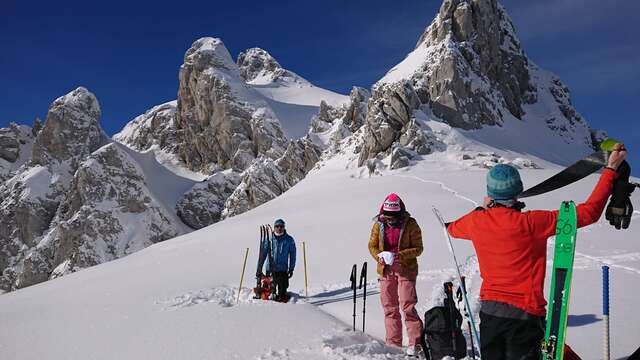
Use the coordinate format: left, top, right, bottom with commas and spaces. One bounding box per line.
176, 171, 241, 229
358, 81, 444, 166
237, 47, 288, 83
175, 38, 287, 173
407, 0, 534, 129
0, 87, 110, 290
308, 87, 370, 155
223, 139, 321, 218
357, 0, 593, 166
0, 123, 35, 181
14, 143, 182, 288
113, 101, 178, 154
32, 87, 108, 173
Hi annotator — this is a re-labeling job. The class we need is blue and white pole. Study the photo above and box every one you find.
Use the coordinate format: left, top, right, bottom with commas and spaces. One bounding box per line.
602, 265, 610, 360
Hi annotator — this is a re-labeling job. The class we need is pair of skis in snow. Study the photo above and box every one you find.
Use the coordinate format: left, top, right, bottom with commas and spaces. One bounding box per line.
254, 225, 276, 301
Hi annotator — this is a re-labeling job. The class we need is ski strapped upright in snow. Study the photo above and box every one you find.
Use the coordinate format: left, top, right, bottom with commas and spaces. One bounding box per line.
254, 225, 275, 300
433, 207, 481, 356
542, 201, 578, 360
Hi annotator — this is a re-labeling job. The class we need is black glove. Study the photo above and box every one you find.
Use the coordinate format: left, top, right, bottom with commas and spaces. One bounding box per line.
288, 270, 294, 279
256, 271, 264, 280
606, 161, 636, 230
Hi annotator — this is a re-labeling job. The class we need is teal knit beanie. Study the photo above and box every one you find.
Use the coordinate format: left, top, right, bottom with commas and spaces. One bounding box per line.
486, 164, 523, 200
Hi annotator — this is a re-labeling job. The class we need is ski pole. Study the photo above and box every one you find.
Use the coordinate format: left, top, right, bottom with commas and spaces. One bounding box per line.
303, 241, 309, 298
603, 265, 610, 360
359, 262, 368, 332
350, 264, 357, 331
433, 207, 481, 356
460, 276, 476, 359
237, 247, 249, 304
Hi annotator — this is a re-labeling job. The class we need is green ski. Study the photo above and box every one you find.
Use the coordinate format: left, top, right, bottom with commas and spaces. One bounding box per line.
542, 201, 578, 359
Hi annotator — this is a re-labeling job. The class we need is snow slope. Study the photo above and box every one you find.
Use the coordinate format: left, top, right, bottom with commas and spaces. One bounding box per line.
0, 142, 638, 359
249, 72, 348, 139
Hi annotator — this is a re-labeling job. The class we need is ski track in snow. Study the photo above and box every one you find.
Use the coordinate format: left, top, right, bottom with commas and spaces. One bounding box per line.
392, 174, 479, 207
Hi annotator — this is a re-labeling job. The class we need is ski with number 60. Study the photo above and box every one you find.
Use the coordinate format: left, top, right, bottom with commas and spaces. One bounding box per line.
542, 201, 578, 359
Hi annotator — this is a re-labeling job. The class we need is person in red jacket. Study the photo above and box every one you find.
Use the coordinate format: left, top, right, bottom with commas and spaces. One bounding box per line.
446, 144, 627, 360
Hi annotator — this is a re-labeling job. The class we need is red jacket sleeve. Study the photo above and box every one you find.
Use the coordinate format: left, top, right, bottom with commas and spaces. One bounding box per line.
527, 168, 618, 238
447, 210, 477, 240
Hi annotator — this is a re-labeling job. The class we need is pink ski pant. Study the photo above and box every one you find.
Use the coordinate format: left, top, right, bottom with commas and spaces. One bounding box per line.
379, 262, 423, 347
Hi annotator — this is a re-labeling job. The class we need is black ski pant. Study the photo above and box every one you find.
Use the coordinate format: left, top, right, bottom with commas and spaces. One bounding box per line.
272, 271, 289, 301
479, 311, 545, 360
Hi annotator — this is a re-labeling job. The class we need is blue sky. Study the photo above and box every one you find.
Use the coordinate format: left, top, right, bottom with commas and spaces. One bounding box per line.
1, 0, 638, 163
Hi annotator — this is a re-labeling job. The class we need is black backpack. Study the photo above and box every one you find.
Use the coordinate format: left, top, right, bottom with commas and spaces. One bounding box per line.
422, 284, 467, 359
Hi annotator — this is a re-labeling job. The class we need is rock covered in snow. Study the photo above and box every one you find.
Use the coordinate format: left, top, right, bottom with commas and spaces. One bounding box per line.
176, 171, 241, 229
237, 47, 288, 84
0, 87, 111, 290
32, 87, 109, 172
0, 123, 35, 181
14, 143, 184, 289
175, 38, 287, 173
357, 81, 431, 166
356, 0, 595, 166
223, 139, 321, 218
113, 101, 178, 154
308, 87, 370, 154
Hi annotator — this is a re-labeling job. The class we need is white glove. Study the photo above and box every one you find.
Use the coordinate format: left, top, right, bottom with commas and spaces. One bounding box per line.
378, 251, 395, 265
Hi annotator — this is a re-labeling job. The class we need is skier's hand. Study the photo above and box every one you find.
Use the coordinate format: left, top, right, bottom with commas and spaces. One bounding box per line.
606, 160, 636, 229
377, 256, 385, 265
256, 271, 264, 280
288, 270, 294, 278
607, 143, 627, 171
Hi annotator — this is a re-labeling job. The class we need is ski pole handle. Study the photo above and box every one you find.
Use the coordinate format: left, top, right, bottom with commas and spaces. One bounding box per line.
603, 266, 610, 360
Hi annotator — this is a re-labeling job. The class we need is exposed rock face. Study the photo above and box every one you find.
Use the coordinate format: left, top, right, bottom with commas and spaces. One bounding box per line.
175, 38, 287, 173
357, 0, 593, 165
408, 0, 534, 129
0, 87, 110, 290
176, 171, 241, 229
223, 139, 321, 218
237, 47, 287, 83
14, 143, 182, 289
0, 123, 35, 181
308, 87, 370, 154
113, 101, 178, 154
32, 87, 108, 172
358, 81, 436, 166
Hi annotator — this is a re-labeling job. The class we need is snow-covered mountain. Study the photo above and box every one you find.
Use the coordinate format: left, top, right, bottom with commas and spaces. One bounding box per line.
1, 0, 638, 358
0, 0, 612, 298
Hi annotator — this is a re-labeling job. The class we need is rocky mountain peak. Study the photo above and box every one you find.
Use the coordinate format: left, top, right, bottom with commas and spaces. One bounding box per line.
31, 87, 108, 170
182, 37, 238, 74
237, 47, 288, 83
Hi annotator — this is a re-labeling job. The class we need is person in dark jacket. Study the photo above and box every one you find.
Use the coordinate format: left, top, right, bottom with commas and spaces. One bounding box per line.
446, 144, 627, 359
256, 219, 297, 302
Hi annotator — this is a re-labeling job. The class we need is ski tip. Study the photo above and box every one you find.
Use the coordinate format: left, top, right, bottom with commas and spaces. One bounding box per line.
599, 138, 621, 152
